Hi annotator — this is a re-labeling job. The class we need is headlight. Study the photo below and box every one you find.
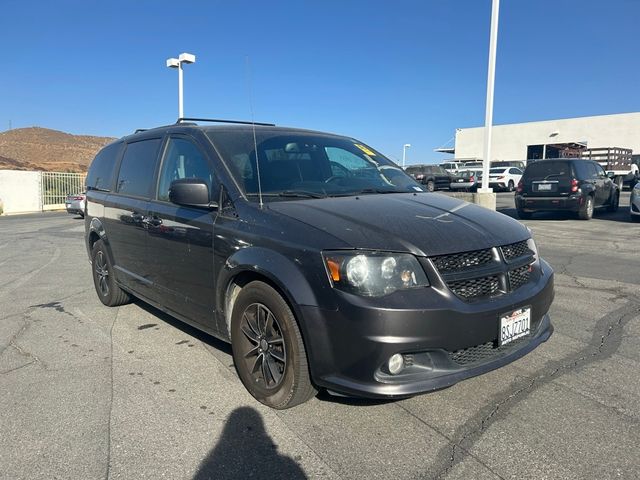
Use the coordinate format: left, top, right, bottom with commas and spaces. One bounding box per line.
525, 228, 541, 272
323, 251, 429, 296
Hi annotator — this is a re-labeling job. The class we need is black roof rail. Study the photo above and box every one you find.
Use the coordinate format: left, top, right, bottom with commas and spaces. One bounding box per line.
176, 117, 276, 127
134, 128, 147, 134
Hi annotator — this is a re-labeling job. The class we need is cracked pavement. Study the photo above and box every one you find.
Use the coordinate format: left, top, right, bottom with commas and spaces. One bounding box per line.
1, 193, 639, 480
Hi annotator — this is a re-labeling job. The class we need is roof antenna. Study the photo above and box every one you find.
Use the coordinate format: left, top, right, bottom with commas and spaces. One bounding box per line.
245, 55, 263, 208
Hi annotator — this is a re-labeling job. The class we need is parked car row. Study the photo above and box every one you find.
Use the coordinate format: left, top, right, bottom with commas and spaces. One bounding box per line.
406, 164, 523, 192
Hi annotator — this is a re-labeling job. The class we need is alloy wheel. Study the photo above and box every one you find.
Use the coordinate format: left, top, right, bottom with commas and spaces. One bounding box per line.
239, 303, 287, 390
94, 251, 110, 297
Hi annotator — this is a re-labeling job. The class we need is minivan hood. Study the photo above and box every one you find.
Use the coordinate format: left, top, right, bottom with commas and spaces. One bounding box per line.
268, 193, 529, 257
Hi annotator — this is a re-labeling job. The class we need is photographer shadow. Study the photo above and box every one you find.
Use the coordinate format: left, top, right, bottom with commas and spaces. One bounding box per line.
193, 406, 307, 480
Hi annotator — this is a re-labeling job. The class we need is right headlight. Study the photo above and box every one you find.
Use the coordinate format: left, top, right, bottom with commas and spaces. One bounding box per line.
323, 251, 429, 297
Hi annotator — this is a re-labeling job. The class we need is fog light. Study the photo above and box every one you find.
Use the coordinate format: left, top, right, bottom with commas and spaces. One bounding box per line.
388, 354, 404, 375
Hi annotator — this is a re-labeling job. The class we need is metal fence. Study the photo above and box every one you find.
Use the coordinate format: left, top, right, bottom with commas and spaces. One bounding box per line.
41, 172, 86, 207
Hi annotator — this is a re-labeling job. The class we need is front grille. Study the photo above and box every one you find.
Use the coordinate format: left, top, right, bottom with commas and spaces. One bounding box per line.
431, 248, 493, 273
509, 265, 530, 291
448, 275, 500, 300
449, 335, 531, 366
431, 240, 535, 301
501, 240, 532, 261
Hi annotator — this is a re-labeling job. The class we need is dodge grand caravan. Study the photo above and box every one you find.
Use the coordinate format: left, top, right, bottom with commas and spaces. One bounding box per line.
85, 119, 555, 409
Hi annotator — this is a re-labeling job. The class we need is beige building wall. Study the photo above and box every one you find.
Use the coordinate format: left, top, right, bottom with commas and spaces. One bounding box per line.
454, 112, 640, 161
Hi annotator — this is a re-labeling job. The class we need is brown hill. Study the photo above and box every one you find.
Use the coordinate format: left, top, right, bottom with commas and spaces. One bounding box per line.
0, 127, 115, 173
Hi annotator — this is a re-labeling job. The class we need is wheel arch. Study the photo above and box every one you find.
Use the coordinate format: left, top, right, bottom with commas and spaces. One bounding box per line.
217, 247, 333, 342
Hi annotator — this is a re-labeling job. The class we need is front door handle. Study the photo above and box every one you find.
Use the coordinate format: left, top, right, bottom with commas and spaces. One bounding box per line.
142, 216, 163, 227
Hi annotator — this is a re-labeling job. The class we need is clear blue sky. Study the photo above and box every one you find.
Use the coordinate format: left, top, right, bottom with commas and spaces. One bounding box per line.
1, 0, 639, 164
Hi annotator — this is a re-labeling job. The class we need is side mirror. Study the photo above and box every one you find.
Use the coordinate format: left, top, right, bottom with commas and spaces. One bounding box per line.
169, 178, 218, 209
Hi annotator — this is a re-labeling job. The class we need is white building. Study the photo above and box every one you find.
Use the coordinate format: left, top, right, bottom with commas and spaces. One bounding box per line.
445, 112, 640, 162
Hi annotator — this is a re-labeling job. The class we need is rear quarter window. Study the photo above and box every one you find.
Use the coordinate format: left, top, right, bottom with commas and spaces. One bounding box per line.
116, 138, 162, 197
86, 142, 122, 191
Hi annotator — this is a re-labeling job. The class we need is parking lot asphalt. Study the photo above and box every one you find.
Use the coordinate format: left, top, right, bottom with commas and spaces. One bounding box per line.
1, 192, 639, 480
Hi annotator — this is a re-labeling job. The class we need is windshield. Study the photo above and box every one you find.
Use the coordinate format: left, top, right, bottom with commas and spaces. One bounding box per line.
490, 168, 507, 174
207, 130, 424, 199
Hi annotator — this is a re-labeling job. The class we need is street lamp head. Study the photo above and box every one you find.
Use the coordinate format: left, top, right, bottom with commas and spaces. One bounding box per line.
404, 143, 412, 148
178, 52, 196, 64
166, 58, 180, 68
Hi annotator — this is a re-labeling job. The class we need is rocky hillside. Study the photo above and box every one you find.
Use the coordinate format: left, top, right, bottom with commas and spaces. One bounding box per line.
0, 127, 115, 173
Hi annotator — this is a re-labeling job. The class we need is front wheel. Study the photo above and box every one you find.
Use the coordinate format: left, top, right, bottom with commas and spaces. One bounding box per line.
578, 195, 594, 220
607, 190, 619, 212
231, 281, 316, 409
517, 209, 532, 220
425, 180, 435, 192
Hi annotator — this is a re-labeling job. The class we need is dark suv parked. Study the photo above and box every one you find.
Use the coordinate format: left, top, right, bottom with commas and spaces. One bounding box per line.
404, 164, 452, 191
85, 120, 554, 409
515, 159, 620, 220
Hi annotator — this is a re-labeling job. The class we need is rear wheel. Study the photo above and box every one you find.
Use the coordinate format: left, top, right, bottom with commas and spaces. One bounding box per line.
507, 180, 515, 192
425, 180, 435, 192
578, 195, 594, 220
517, 209, 532, 220
231, 281, 316, 409
91, 240, 131, 306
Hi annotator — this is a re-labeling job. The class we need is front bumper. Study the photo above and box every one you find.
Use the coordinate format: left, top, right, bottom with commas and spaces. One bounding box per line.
516, 194, 583, 212
631, 191, 640, 216
300, 260, 555, 398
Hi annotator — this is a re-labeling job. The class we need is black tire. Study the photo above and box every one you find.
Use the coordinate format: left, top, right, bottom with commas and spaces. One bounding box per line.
607, 190, 619, 212
231, 281, 316, 409
516, 209, 532, 220
578, 195, 594, 220
91, 239, 131, 307
631, 214, 640, 223
507, 180, 515, 192
425, 180, 435, 192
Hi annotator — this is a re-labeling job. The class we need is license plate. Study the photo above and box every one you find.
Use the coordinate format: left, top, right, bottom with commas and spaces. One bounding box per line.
499, 307, 530, 346
537, 183, 552, 191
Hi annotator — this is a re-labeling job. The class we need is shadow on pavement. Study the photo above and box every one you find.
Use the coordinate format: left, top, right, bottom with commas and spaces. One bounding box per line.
133, 300, 232, 355
193, 407, 307, 480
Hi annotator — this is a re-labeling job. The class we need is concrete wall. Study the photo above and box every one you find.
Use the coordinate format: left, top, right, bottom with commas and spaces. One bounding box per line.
454, 112, 640, 161
0, 170, 42, 215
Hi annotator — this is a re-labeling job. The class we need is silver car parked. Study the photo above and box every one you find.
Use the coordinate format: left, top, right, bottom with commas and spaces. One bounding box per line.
65, 192, 86, 218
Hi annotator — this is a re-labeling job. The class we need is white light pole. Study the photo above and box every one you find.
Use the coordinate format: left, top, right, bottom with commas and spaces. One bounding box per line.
402, 143, 412, 168
479, 0, 499, 193
166, 52, 196, 119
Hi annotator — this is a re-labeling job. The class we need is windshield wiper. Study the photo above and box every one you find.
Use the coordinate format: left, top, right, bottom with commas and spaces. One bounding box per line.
278, 190, 327, 198
247, 190, 326, 199
347, 188, 401, 196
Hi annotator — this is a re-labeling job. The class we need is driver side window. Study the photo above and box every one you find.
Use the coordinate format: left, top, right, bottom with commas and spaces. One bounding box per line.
157, 137, 215, 202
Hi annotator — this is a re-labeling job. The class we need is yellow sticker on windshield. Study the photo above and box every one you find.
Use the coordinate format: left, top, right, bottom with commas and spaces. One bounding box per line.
354, 143, 376, 156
